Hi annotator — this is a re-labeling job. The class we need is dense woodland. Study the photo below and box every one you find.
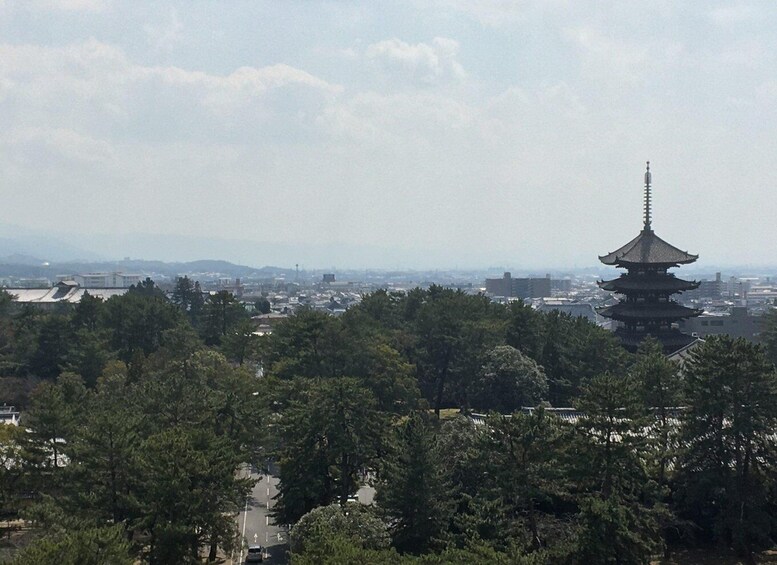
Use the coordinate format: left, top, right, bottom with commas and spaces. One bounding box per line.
1, 280, 777, 563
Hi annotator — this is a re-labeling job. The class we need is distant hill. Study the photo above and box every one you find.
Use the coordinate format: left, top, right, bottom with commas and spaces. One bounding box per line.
0, 254, 47, 266
0, 257, 297, 281
0, 235, 102, 263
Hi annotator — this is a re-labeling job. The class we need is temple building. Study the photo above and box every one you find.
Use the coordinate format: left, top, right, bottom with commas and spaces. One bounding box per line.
598, 163, 702, 353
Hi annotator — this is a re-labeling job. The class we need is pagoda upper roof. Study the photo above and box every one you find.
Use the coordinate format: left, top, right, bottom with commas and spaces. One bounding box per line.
599, 229, 698, 266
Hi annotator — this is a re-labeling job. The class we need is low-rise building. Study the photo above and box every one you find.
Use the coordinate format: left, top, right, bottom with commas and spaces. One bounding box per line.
678, 307, 764, 343
6, 280, 128, 308
58, 272, 142, 289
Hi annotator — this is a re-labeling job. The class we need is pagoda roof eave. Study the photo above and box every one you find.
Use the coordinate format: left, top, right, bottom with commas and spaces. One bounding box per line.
598, 277, 701, 293
599, 229, 698, 266
598, 303, 703, 321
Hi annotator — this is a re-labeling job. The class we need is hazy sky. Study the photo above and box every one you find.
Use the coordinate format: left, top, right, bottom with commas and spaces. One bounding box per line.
1, 1, 775, 268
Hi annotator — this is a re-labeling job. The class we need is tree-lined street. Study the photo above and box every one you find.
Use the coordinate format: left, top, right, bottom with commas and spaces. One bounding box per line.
235, 470, 287, 565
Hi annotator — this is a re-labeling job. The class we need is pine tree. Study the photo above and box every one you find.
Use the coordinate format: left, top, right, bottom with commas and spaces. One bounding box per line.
573, 373, 666, 564
676, 336, 777, 560
376, 412, 453, 553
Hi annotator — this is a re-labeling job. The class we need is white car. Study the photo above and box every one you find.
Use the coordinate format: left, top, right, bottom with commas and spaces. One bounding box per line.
245, 544, 264, 563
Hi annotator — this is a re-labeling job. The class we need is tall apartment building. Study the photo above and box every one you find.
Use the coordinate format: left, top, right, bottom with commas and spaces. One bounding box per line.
485, 272, 552, 299
682, 272, 723, 301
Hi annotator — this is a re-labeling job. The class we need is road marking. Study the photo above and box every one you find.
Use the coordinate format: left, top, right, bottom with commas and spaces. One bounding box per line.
265, 515, 269, 526
238, 497, 249, 563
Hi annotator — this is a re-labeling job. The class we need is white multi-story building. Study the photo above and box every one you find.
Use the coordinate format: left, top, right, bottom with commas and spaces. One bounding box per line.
58, 272, 142, 289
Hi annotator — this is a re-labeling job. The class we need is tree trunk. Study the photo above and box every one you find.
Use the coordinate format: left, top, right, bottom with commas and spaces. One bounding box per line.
208, 534, 218, 562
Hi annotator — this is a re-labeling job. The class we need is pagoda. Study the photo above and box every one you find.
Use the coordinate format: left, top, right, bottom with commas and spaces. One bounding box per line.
598, 163, 702, 353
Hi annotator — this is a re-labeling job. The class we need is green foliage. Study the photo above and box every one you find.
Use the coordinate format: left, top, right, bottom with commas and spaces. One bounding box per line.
504, 300, 544, 358
289, 534, 402, 565
435, 415, 483, 501
289, 534, 548, 565
136, 426, 251, 564
65, 328, 110, 387
266, 308, 347, 379
254, 296, 272, 314
102, 290, 184, 362
411, 286, 504, 415
14, 336, 260, 564
573, 373, 666, 564
289, 502, 390, 555
29, 315, 71, 380
376, 412, 453, 553
470, 345, 547, 412
273, 377, 388, 524
7, 524, 134, 565
220, 318, 260, 366
128, 277, 166, 298
676, 336, 777, 557
170, 276, 202, 317
477, 408, 574, 555
201, 290, 247, 346
0, 425, 28, 519
71, 292, 104, 332
10, 285, 776, 563
761, 307, 777, 367
539, 312, 630, 406
630, 337, 682, 486
266, 308, 421, 415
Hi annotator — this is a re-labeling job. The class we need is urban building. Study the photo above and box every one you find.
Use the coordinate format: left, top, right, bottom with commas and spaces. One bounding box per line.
58, 272, 142, 289
681, 272, 723, 301
485, 272, 552, 299
6, 280, 128, 308
551, 278, 572, 293
0, 405, 20, 426
598, 163, 701, 353
537, 298, 601, 324
679, 307, 764, 343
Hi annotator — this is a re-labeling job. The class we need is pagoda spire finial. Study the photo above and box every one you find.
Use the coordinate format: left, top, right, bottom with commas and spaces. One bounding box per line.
643, 160, 652, 231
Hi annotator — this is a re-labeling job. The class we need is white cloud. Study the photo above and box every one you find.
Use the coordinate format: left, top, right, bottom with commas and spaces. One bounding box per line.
144, 9, 184, 53
366, 37, 465, 84
441, 0, 533, 27
563, 26, 688, 89
21, 0, 109, 12
1, 127, 115, 163
0, 40, 342, 143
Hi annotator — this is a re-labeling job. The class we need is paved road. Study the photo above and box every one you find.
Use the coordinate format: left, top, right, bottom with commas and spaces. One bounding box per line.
235, 469, 288, 564
232, 467, 375, 564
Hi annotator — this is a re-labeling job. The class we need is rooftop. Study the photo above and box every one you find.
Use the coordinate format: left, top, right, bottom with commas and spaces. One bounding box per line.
599, 229, 698, 266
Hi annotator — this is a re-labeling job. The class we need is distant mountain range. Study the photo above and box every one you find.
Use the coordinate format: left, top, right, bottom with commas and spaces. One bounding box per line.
0, 223, 773, 276
0, 222, 471, 271
0, 256, 297, 280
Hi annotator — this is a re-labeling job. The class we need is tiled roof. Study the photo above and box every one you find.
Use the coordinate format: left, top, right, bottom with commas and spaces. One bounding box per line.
599, 229, 698, 266
598, 302, 702, 321
599, 274, 699, 293
6, 287, 128, 303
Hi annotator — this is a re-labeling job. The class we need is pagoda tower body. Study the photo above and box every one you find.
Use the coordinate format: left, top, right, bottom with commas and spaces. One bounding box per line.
598, 163, 702, 353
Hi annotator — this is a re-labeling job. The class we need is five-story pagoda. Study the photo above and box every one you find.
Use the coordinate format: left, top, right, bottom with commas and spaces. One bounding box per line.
598, 163, 701, 353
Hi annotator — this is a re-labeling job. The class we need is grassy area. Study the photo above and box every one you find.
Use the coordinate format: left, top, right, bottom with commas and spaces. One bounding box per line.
437, 408, 461, 420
